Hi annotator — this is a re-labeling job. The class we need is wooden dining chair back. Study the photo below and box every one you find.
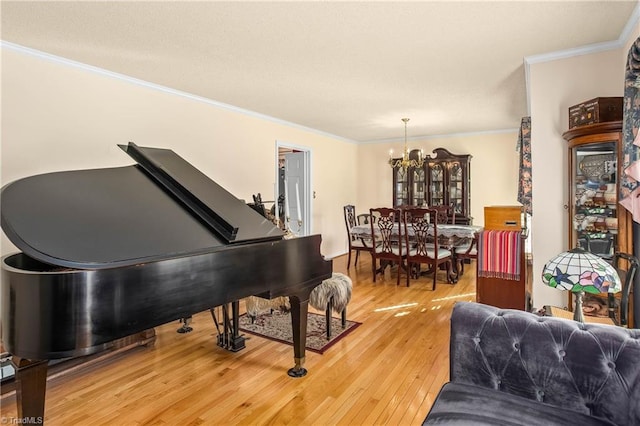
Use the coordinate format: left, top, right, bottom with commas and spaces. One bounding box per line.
545, 252, 639, 327
369, 207, 406, 285
431, 205, 455, 225
404, 207, 453, 290
343, 205, 373, 269
357, 213, 375, 226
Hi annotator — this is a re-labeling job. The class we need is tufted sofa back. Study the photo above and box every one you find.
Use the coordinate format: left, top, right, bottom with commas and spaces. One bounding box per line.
450, 302, 640, 425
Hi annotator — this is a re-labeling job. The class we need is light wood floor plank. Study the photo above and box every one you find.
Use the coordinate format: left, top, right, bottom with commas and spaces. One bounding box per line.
1, 253, 476, 425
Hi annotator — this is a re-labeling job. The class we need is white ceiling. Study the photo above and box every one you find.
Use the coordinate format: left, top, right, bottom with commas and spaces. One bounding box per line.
1, 1, 638, 142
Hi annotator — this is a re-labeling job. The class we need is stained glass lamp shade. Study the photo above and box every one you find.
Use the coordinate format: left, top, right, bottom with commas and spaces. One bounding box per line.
542, 247, 621, 322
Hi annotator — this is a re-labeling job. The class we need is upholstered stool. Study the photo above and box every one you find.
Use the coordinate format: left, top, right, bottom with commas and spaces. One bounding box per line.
310, 273, 353, 339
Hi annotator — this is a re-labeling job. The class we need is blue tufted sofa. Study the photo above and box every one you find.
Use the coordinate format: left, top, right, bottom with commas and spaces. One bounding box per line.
423, 302, 640, 425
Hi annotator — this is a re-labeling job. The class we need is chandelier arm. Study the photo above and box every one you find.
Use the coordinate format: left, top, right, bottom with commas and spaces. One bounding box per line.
389, 117, 424, 170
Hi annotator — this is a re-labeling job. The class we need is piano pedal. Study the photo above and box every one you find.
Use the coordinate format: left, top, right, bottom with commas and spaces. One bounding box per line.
210, 305, 246, 351
216, 334, 246, 352
177, 316, 193, 333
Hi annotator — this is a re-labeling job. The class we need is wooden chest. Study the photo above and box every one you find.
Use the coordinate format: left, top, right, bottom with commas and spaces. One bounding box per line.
484, 205, 523, 231
568, 97, 623, 129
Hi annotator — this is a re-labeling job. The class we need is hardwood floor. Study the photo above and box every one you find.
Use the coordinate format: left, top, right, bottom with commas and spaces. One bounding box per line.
1, 254, 477, 425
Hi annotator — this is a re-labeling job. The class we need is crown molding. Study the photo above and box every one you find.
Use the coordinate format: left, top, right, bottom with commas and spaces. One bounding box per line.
1, 40, 359, 145
523, 2, 640, 116
362, 128, 519, 145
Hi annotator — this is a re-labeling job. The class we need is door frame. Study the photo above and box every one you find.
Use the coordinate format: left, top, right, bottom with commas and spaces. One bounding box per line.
275, 140, 312, 236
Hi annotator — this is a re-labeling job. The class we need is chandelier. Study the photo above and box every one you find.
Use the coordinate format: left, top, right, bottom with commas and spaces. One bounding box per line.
388, 118, 424, 169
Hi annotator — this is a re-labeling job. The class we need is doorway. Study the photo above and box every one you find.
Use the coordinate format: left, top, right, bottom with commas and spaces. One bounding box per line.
275, 141, 311, 237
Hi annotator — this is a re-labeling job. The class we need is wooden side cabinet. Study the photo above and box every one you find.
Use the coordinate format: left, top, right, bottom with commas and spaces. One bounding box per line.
476, 246, 532, 311
391, 147, 472, 224
476, 206, 532, 311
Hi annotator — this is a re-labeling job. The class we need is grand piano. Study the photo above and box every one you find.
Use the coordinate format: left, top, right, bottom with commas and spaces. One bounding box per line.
1, 142, 333, 422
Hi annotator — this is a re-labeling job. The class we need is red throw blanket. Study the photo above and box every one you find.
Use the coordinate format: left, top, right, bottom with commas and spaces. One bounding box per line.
477, 230, 521, 280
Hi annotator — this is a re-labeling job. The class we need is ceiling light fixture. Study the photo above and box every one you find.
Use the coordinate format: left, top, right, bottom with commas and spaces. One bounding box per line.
388, 118, 424, 169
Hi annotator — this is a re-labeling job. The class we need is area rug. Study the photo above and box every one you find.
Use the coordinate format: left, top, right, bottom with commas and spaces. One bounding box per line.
238, 311, 361, 354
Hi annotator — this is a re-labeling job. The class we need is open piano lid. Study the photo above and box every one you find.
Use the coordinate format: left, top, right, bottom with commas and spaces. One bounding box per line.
1, 143, 284, 269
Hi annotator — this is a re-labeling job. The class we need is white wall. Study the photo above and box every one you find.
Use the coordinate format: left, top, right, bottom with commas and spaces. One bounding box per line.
528, 30, 639, 307
0, 47, 359, 260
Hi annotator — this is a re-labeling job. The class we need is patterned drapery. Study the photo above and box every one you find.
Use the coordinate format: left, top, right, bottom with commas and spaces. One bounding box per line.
619, 37, 640, 223
517, 116, 532, 216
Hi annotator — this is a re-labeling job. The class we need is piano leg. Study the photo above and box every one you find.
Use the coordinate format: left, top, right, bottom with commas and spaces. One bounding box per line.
287, 294, 309, 378
12, 356, 48, 422
177, 316, 193, 333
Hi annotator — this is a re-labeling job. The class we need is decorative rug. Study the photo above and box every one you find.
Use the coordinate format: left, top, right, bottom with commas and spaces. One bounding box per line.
238, 311, 361, 354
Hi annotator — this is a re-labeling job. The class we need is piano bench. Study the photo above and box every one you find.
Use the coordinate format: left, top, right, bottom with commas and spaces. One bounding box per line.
310, 273, 353, 340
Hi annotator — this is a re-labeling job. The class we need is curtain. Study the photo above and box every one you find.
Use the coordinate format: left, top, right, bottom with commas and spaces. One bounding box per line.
517, 116, 532, 216
619, 36, 640, 223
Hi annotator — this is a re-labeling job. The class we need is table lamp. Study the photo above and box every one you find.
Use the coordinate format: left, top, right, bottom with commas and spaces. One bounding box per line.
542, 247, 621, 322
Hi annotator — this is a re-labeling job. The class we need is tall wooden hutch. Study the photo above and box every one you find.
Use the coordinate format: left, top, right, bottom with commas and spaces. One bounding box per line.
562, 121, 632, 259
392, 148, 472, 224
563, 121, 635, 325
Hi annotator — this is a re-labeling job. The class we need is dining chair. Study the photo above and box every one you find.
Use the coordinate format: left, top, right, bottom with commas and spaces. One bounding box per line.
431, 205, 456, 224
453, 232, 478, 277
369, 207, 407, 285
343, 205, 374, 269
545, 252, 639, 327
357, 213, 375, 226
404, 207, 453, 290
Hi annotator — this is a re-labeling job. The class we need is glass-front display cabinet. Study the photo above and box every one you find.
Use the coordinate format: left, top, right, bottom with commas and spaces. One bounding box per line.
411, 166, 427, 206
392, 148, 471, 224
563, 121, 631, 259
392, 149, 427, 207
563, 121, 633, 260
426, 148, 472, 225
429, 163, 445, 206
393, 165, 410, 207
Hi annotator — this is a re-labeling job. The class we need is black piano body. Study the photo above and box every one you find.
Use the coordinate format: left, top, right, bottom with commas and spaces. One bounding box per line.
1, 143, 332, 421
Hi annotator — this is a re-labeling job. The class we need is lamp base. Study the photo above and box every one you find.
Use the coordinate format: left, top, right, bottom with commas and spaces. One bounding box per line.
573, 290, 585, 323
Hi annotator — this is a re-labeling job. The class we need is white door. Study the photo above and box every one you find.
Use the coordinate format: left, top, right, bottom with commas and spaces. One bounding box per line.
284, 151, 307, 236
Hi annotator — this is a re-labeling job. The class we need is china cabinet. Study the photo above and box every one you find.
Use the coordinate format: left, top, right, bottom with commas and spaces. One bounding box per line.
562, 121, 632, 259
392, 148, 471, 224
563, 121, 636, 327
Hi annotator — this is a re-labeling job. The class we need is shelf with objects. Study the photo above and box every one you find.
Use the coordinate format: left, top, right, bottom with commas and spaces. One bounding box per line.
426, 148, 472, 225
391, 147, 472, 224
563, 120, 635, 325
391, 149, 427, 207
563, 121, 632, 258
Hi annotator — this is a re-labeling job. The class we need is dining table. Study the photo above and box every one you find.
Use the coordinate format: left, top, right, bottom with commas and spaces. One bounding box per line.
350, 223, 482, 241
350, 222, 483, 283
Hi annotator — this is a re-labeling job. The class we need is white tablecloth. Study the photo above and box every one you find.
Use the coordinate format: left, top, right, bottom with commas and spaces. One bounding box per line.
350, 223, 482, 239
